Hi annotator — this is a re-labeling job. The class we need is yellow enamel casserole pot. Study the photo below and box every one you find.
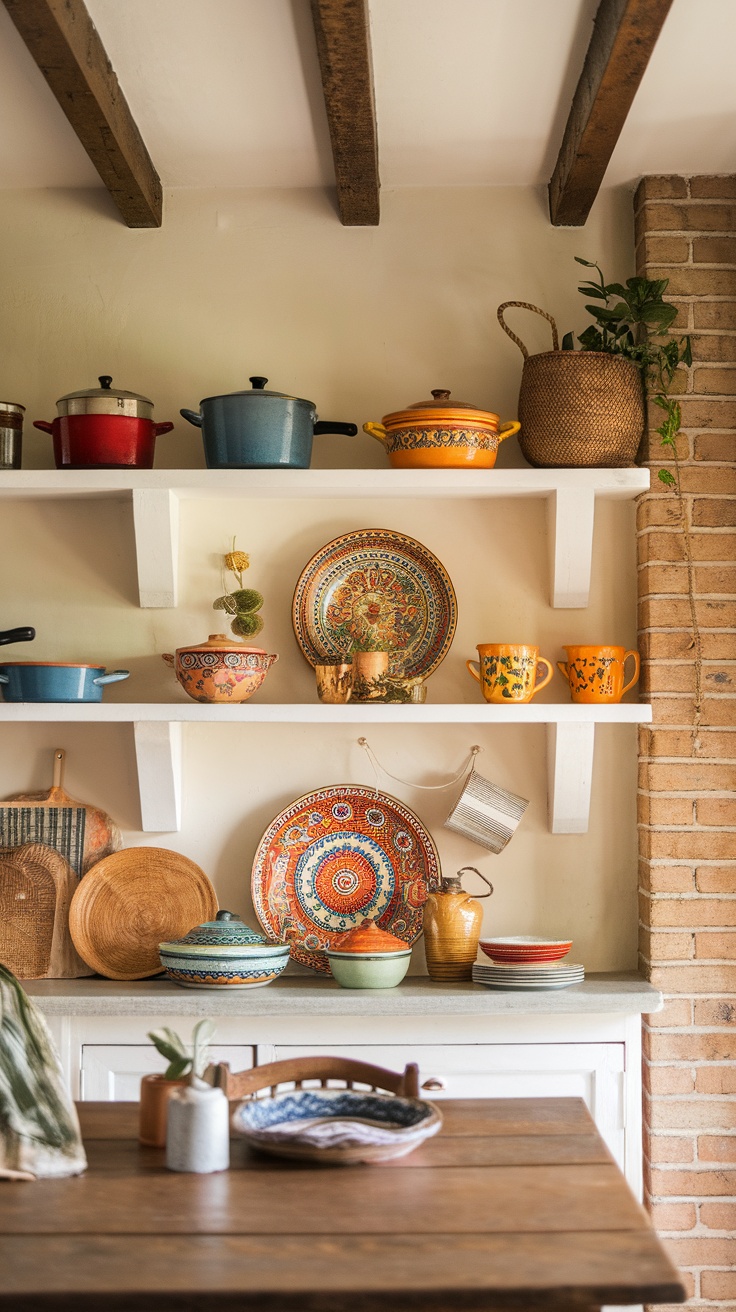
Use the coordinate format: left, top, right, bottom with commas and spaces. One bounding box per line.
363, 389, 520, 469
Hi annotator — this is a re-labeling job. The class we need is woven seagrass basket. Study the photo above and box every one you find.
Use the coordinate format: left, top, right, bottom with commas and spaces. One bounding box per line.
497, 301, 645, 468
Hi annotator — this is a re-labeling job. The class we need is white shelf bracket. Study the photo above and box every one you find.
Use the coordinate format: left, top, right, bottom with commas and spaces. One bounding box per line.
132, 488, 180, 608
546, 720, 596, 833
133, 721, 182, 833
547, 487, 596, 608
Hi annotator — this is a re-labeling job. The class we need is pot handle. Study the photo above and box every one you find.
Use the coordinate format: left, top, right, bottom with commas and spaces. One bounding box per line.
153, 422, 175, 437
162, 653, 175, 666
180, 409, 203, 428
313, 421, 358, 437
497, 420, 521, 443
0, 627, 35, 646
363, 422, 387, 445
33, 420, 54, 434
93, 670, 130, 686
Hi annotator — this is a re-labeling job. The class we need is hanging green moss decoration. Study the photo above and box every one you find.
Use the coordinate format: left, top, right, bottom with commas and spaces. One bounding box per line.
213, 540, 265, 640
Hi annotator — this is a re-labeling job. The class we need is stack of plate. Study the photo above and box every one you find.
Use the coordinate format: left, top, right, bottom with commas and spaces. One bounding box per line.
479, 936, 573, 964
472, 960, 584, 991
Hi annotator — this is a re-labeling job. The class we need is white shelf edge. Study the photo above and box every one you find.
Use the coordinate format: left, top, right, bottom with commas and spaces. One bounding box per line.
0, 702, 653, 724
0, 466, 650, 611
0, 702, 650, 835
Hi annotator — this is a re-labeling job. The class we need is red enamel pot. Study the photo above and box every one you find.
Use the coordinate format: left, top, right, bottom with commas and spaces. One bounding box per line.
34, 375, 174, 469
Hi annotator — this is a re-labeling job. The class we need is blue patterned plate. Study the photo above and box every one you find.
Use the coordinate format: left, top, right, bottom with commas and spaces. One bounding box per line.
232, 1088, 442, 1163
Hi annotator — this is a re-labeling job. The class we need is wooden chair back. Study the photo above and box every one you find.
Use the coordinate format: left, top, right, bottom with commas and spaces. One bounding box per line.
208, 1054, 420, 1101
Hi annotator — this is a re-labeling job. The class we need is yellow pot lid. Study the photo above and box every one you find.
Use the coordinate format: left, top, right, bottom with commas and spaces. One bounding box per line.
382, 390, 500, 429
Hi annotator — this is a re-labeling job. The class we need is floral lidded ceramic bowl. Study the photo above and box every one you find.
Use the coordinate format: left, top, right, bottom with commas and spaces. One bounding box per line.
363, 390, 521, 470
326, 918, 412, 989
162, 634, 278, 704
159, 909, 290, 988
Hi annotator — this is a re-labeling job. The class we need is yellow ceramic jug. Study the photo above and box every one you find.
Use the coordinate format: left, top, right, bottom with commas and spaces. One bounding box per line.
423, 867, 493, 982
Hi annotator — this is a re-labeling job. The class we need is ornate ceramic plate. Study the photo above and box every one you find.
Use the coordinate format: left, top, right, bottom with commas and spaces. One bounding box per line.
251, 785, 440, 972
291, 528, 457, 678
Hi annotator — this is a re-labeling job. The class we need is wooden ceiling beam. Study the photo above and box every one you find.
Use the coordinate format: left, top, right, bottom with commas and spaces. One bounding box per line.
309, 0, 379, 226
2, 0, 162, 228
549, 0, 673, 227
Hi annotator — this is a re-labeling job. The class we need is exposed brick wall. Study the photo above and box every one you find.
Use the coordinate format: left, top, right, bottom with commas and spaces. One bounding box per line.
636, 175, 736, 1310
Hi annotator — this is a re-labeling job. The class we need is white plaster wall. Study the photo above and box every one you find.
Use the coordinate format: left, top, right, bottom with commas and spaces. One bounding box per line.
0, 184, 639, 972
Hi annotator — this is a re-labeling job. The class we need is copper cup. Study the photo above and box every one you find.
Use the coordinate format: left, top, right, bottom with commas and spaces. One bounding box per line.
316, 662, 353, 703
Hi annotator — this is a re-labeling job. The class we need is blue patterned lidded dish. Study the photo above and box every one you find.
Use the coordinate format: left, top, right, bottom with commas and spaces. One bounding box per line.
159, 909, 290, 990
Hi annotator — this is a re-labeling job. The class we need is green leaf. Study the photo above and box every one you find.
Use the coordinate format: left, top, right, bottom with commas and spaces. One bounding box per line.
658, 469, 677, 487
147, 1028, 187, 1062
164, 1056, 191, 1081
574, 257, 597, 267
561, 331, 575, 350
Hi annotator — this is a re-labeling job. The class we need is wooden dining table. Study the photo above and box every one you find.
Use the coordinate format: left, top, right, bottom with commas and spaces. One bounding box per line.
0, 1097, 684, 1312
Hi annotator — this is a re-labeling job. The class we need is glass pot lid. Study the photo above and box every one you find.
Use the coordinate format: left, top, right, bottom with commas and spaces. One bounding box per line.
159, 909, 288, 953
56, 376, 155, 419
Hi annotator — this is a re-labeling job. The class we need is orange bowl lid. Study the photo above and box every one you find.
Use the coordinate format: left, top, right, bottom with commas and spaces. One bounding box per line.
331, 917, 408, 954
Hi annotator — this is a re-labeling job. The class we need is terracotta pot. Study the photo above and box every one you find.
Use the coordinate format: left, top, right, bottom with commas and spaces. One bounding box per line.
139, 1073, 187, 1147
162, 634, 278, 704
351, 650, 389, 701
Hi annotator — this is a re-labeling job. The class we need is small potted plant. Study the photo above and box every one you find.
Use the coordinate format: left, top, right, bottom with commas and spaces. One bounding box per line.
497, 259, 691, 468
139, 1019, 214, 1147
349, 633, 393, 701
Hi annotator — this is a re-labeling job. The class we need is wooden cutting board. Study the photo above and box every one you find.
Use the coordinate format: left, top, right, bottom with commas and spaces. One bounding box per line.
0, 843, 89, 978
0, 748, 121, 878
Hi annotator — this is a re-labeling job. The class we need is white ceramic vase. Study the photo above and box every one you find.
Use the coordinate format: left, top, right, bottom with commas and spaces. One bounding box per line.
165, 1076, 230, 1173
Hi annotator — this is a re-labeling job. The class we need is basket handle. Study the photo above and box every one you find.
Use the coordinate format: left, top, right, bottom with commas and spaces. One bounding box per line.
497, 301, 559, 359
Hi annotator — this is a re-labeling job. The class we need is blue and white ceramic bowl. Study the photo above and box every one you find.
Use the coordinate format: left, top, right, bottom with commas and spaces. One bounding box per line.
159, 909, 290, 989
231, 1087, 442, 1164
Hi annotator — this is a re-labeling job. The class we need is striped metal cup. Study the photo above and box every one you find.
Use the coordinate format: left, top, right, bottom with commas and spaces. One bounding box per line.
444, 769, 528, 853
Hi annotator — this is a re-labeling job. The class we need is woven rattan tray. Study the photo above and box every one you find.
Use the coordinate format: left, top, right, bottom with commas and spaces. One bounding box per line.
69, 847, 218, 980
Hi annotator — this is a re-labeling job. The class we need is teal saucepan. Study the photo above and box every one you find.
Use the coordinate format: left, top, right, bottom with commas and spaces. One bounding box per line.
0, 662, 130, 703
180, 375, 358, 469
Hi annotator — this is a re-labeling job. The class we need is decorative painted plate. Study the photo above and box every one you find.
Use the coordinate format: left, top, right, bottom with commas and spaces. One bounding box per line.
291, 528, 457, 678
251, 785, 441, 973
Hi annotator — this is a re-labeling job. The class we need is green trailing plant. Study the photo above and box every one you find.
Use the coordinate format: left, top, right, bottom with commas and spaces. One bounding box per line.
564, 258, 702, 737
562, 257, 692, 486
147, 1020, 214, 1081
213, 539, 264, 639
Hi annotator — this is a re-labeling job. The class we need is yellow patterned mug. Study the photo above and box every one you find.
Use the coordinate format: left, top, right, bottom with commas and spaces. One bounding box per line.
466, 644, 554, 704
557, 645, 640, 704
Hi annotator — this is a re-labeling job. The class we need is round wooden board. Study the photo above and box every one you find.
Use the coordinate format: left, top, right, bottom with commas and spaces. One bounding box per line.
69, 847, 218, 980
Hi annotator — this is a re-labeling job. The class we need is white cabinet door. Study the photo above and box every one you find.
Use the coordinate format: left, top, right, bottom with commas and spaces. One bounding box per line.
270, 1042, 625, 1169
80, 1044, 255, 1101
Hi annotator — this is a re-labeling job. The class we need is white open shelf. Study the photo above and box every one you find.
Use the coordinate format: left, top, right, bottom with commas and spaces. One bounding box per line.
0, 701, 651, 837
0, 467, 650, 609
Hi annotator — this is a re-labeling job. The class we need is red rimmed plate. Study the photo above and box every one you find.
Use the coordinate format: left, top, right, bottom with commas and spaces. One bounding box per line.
291, 528, 457, 679
251, 785, 441, 973
479, 936, 573, 963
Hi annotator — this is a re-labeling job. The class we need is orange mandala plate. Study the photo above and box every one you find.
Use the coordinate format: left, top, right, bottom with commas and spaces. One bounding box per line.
251, 785, 440, 973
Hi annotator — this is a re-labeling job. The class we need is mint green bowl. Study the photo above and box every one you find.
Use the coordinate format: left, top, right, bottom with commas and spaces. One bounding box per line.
327, 950, 411, 990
